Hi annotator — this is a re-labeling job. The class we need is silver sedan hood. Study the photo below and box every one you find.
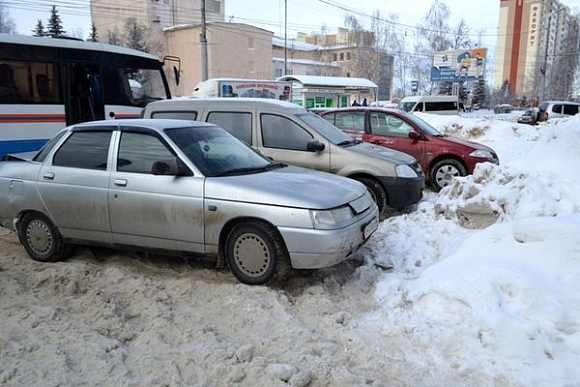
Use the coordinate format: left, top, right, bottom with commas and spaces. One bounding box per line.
205, 165, 366, 209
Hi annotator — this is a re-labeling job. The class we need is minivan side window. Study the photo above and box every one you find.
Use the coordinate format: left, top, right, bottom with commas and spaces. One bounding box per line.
563, 104, 578, 115
261, 114, 313, 150
117, 132, 176, 174
207, 112, 252, 145
151, 111, 198, 120
334, 112, 365, 132
53, 131, 111, 170
552, 104, 563, 114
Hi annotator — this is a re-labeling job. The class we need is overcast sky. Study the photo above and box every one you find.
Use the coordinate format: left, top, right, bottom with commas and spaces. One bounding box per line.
5, 0, 580, 56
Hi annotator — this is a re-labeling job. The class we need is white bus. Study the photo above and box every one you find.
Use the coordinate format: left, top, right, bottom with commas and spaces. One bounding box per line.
397, 95, 459, 115
0, 34, 173, 157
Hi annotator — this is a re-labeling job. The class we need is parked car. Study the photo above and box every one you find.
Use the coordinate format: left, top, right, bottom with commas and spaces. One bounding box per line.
142, 98, 424, 215
319, 107, 499, 191
537, 101, 580, 121
517, 108, 539, 125
0, 119, 379, 285
493, 104, 513, 114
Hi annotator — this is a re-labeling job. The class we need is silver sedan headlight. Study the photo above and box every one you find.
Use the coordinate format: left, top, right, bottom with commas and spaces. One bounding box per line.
310, 205, 354, 229
395, 164, 418, 178
469, 149, 494, 159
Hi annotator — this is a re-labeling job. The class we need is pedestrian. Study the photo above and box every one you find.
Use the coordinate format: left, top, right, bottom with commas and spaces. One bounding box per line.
352, 100, 359, 106
362, 98, 368, 106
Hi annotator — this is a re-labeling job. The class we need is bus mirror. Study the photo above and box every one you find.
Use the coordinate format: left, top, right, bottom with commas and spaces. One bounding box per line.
173, 66, 180, 86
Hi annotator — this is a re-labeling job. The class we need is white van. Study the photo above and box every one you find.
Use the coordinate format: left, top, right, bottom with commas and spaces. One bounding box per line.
397, 95, 458, 115
192, 78, 292, 100
538, 101, 580, 121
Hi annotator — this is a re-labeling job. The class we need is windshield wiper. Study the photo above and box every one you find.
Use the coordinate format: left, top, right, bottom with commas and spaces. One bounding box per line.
214, 163, 286, 177
336, 139, 360, 147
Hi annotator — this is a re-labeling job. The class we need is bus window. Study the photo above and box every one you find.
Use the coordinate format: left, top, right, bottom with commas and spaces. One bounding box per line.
102, 67, 166, 107
0, 61, 61, 104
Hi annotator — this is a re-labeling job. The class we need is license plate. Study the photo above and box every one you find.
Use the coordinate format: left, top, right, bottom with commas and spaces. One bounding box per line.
363, 215, 379, 239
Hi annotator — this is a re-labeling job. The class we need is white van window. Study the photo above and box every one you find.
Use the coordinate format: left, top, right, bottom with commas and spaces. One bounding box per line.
399, 102, 416, 112
425, 101, 457, 111
563, 104, 579, 115
207, 112, 252, 145
552, 104, 563, 114
151, 111, 198, 120
261, 114, 312, 151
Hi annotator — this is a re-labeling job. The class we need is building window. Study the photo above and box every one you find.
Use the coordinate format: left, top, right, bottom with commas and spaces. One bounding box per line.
248, 61, 255, 73
340, 53, 344, 61
248, 37, 254, 49
275, 68, 283, 77
207, 0, 221, 14
333, 53, 337, 61
346, 52, 351, 60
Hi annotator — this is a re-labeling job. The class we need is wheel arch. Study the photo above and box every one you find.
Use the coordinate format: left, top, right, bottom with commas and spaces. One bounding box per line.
345, 173, 389, 203
216, 216, 289, 269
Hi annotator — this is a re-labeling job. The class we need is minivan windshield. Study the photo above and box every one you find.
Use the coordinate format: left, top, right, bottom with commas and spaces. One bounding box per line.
398, 102, 417, 112
165, 126, 277, 177
296, 113, 354, 145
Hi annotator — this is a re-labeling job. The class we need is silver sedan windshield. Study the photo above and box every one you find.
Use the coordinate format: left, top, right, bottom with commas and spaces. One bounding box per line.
165, 126, 274, 177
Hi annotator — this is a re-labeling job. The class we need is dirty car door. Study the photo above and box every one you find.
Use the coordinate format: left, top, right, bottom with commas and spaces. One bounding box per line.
37, 129, 113, 243
108, 127, 204, 252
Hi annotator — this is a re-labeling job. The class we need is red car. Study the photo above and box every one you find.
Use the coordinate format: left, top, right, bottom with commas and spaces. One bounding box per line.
319, 107, 499, 191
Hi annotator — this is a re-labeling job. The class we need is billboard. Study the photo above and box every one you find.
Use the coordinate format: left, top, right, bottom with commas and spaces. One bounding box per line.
431, 48, 487, 82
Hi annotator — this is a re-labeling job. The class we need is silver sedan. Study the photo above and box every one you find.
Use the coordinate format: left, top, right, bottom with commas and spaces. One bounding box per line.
0, 119, 379, 285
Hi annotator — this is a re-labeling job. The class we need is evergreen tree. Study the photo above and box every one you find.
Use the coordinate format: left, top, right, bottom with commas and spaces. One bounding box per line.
88, 23, 98, 42
124, 17, 149, 52
32, 19, 46, 37
46, 5, 66, 38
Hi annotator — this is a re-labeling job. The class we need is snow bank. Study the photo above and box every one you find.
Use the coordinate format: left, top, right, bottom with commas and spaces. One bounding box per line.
365, 114, 580, 385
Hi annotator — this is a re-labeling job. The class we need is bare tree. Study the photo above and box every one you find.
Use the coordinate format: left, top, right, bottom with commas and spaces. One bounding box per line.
453, 19, 472, 49
413, 0, 454, 94
107, 28, 121, 46
0, 4, 16, 34
124, 17, 149, 52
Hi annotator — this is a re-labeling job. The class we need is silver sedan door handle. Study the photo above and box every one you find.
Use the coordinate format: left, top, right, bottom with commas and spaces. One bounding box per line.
114, 179, 127, 187
43, 172, 55, 180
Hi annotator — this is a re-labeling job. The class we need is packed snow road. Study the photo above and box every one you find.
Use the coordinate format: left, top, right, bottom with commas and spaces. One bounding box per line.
2, 114, 580, 387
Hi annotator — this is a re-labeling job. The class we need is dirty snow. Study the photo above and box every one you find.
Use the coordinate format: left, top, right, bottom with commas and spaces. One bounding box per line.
1, 113, 580, 386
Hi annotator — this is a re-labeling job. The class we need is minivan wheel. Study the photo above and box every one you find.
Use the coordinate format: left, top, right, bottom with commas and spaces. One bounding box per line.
19, 212, 69, 262
357, 177, 388, 215
429, 159, 467, 191
225, 221, 290, 285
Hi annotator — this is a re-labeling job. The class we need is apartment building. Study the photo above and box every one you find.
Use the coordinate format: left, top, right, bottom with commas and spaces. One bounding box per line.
494, 0, 580, 98
90, 0, 224, 56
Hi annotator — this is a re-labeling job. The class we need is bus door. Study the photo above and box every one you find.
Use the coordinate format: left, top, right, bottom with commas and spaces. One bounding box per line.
61, 62, 105, 125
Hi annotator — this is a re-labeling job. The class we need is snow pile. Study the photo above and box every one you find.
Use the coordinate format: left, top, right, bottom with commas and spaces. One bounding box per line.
364, 114, 580, 385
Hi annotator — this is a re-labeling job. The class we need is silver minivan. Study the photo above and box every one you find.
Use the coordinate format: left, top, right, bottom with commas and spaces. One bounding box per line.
0, 120, 379, 285
143, 98, 424, 215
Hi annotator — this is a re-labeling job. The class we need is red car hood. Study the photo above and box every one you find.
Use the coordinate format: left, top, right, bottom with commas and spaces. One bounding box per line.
440, 135, 494, 152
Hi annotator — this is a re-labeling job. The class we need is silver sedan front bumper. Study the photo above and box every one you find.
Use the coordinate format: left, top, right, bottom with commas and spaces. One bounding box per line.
278, 205, 379, 269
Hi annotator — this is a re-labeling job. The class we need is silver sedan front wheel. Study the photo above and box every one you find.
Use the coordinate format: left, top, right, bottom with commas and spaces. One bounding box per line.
225, 221, 289, 285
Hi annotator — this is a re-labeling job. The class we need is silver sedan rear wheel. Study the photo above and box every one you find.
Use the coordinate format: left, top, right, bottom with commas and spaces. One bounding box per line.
19, 212, 69, 262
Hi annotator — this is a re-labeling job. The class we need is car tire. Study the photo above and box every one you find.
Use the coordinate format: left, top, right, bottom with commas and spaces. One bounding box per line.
429, 159, 467, 192
19, 212, 69, 262
357, 177, 388, 215
225, 221, 290, 285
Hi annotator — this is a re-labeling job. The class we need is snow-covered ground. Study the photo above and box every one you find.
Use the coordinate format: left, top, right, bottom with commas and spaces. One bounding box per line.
1, 114, 579, 386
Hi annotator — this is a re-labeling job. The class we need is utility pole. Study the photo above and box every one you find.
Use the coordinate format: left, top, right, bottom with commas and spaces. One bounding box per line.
284, 0, 288, 75
201, 0, 208, 81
